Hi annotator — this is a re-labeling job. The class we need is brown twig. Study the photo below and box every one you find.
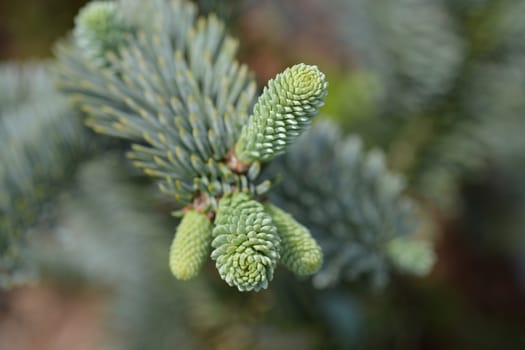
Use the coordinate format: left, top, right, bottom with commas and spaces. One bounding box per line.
225, 147, 250, 173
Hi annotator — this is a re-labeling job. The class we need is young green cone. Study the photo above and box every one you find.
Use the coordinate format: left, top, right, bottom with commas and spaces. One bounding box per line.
264, 203, 323, 276
235, 63, 328, 163
211, 193, 280, 292
169, 210, 213, 280
73, 1, 128, 65
386, 237, 435, 276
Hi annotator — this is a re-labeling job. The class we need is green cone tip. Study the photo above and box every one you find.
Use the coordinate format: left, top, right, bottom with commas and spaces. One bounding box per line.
74, 1, 128, 64
386, 237, 435, 276
235, 63, 328, 163
211, 193, 280, 292
169, 210, 213, 280
265, 203, 323, 276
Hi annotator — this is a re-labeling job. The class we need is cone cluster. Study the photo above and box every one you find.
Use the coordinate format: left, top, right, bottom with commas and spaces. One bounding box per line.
58, 0, 327, 292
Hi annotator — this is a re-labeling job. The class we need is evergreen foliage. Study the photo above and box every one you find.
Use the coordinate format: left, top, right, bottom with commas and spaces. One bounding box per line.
320, 0, 525, 217
406, 3, 525, 210
0, 62, 94, 289
3, 0, 525, 348
333, 0, 465, 115
56, 0, 258, 206
268, 121, 431, 288
376, 0, 465, 113
36, 157, 198, 350
0, 0, 430, 293
0, 63, 52, 115
56, 0, 336, 291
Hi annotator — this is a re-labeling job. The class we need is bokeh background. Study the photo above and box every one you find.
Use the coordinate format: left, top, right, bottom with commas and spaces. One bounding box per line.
1, 0, 525, 349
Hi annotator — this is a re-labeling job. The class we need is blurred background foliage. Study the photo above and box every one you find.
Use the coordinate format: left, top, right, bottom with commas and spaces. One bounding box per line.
1, 0, 525, 349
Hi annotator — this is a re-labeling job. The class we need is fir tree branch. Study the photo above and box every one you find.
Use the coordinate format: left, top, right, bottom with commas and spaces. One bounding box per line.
56, 0, 258, 207
268, 121, 433, 288
53, 0, 333, 292
0, 63, 96, 289
333, 0, 465, 115
0, 62, 52, 116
